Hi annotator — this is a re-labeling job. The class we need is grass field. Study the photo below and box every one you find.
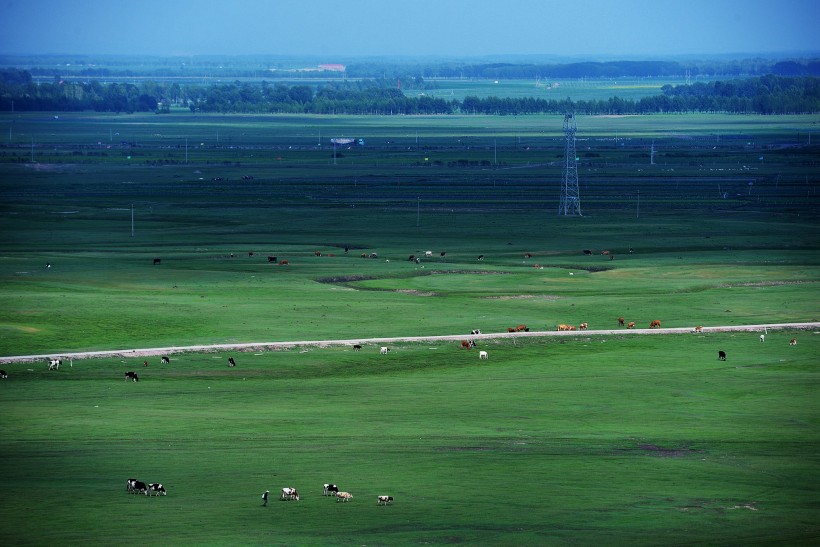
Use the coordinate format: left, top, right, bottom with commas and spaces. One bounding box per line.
0, 111, 818, 544
1, 331, 817, 545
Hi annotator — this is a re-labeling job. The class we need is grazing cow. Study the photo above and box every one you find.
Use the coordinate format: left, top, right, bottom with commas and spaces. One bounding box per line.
477, 255, 484, 261
228, 357, 236, 367
579, 322, 588, 330
557, 324, 570, 331
353, 344, 362, 351
143, 360, 149, 367
440, 251, 446, 258
377, 495, 394, 505
415, 257, 421, 264
790, 338, 797, 346
718, 350, 726, 361
131, 480, 148, 494
515, 324, 528, 332
336, 491, 353, 502
148, 483, 166, 496
268, 256, 278, 263
161, 356, 170, 364
314, 251, 322, 257
471, 329, 482, 335
618, 317, 625, 327
279, 260, 289, 266
281, 487, 299, 501
649, 320, 661, 329
507, 327, 516, 333
0, 370, 7, 379
583, 249, 593, 255
125, 371, 139, 382
627, 322, 635, 329
323, 484, 339, 497
380, 347, 390, 355
759, 334, 765, 342
369, 252, 378, 259
425, 251, 433, 258
153, 258, 161, 265
361, 253, 367, 259
461, 340, 475, 349
408, 255, 416, 262
48, 359, 61, 370
479, 351, 489, 360
692, 326, 703, 333
127, 479, 138, 492
248, 251, 254, 257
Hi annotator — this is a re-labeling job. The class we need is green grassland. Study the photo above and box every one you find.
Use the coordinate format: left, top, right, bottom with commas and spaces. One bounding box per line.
0, 111, 818, 544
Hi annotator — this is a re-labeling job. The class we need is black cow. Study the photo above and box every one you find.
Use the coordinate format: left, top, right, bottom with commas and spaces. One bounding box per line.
153, 258, 161, 265
718, 350, 726, 361
0, 370, 7, 379
125, 371, 139, 382
477, 255, 484, 261
160, 356, 170, 364
228, 357, 236, 367
583, 249, 593, 255
268, 256, 277, 263
323, 483, 339, 496
353, 344, 362, 351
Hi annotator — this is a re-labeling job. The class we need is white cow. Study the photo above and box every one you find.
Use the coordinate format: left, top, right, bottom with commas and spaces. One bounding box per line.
479, 351, 488, 360
760, 334, 765, 342
281, 487, 299, 501
336, 491, 353, 502
424, 251, 433, 258
380, 347, 390, 355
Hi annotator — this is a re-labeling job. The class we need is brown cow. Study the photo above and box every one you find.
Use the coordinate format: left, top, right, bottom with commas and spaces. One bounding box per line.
618, 317, 625, 327
507, 327, 516, 333
649, 320, 661, 328
789, 338, 797, 346
515, 324, 528, 332
579, 322, 588, 330
279, 259, 289, 266
461, 340, 475, 349
627, 321, 635, 329
693, 326, 703, 333
557, 324, 570, 331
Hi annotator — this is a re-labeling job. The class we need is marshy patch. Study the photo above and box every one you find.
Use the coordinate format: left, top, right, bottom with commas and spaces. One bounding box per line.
638, 444, 699, 457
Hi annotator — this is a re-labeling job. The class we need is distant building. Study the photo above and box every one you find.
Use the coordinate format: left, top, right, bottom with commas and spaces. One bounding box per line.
318, 64, 346, 72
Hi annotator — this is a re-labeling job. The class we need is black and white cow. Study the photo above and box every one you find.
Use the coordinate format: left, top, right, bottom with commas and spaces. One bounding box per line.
160, 356, 170, 364
718, 350, 727, 361
48, 359, 61, 370
471, 329, 482, 335
0, 370, 7, 379
377, 495, 394, 505
227, 357, 236, 367
148, 483, 166, 496
127, 478, 138, 492
125, 371, 139, 382
130, 480, 148, 494
323, 483, 339, 496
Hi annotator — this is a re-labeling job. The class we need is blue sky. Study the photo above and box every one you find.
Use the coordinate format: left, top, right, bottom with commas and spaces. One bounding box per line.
0, 0, 817, 58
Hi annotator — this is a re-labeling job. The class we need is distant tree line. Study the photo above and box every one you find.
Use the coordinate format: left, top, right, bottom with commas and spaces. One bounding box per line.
1, 69, 818, 114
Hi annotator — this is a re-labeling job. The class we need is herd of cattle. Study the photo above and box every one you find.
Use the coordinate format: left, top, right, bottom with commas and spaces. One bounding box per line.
127, 479, 166, 496
276, 484, 392, 505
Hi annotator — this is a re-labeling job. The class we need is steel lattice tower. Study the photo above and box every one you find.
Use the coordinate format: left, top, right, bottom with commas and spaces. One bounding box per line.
559, 113, 582, 216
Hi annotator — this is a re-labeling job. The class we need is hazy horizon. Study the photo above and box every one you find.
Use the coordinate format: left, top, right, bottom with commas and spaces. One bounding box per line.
0, 0, 818, 60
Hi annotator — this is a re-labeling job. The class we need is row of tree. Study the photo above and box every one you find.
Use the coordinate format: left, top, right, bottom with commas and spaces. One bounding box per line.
1, 69, 817, 114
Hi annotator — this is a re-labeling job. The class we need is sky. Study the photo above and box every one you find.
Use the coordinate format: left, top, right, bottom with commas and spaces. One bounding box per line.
0, 0, 818, 59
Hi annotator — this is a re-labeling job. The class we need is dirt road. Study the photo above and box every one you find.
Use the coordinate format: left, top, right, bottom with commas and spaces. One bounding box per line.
1, 322, 817, 365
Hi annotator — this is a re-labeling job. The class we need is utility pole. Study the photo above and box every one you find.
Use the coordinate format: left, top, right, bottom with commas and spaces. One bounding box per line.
558, 113, 582, 216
